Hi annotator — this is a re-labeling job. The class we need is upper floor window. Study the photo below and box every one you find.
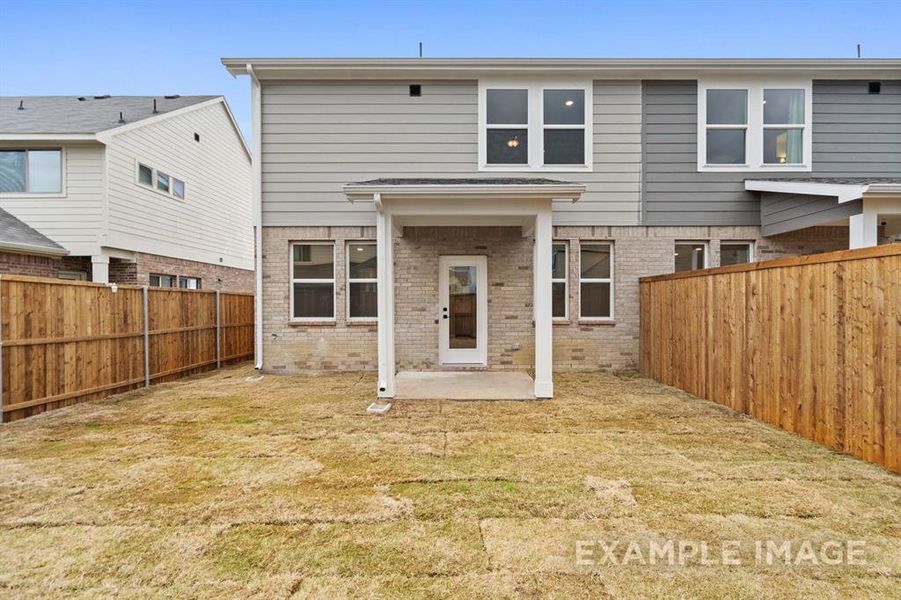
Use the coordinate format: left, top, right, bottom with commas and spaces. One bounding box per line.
698, 80, 811, 172
480, 81, 592, 171
137, 161, 186, 200
0, 149, 62, 193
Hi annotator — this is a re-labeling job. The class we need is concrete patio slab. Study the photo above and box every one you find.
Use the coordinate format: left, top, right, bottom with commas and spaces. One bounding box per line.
394, 371, 535, 400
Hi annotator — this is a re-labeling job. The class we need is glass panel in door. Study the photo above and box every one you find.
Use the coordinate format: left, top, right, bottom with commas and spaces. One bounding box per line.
448, 265, 478, 349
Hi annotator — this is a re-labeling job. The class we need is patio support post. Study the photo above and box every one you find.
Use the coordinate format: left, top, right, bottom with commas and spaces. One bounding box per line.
533, 206, 553, 398
376, 199, 396, 398
849, 210, 878, 249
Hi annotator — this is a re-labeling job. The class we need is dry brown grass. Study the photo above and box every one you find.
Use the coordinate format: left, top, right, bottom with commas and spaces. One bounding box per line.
0, 365, 898, 598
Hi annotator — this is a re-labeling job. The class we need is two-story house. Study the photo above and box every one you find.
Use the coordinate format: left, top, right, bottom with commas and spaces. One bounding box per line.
222, 58, 901, 398
0, 95, 254, 290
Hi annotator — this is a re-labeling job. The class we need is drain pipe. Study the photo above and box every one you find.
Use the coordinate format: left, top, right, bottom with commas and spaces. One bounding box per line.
247, 63, 264, 370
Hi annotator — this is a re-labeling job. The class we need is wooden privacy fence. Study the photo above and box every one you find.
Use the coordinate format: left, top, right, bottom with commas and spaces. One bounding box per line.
640, 243, 901, 473
0, 275, 254, 422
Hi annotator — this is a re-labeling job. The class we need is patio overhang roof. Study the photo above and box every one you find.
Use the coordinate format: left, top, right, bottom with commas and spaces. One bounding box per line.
745, 177, 901, 204
343, 178, 586, 203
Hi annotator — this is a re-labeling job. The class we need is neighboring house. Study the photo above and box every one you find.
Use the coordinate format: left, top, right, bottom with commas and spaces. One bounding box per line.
222, 57, 901, 397
0, 95, 254, 291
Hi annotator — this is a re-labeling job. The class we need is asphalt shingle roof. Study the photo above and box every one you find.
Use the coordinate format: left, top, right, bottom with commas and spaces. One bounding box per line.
746, 177, 901, 185
0, 208, 67, 255
0, 95, 218, 134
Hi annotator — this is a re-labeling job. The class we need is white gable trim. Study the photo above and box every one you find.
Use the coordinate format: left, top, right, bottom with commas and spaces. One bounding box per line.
95, 98, 251, 161
744, 179, 901, 204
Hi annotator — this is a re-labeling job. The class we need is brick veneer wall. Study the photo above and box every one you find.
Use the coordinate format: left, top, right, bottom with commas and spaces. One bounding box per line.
116, 252, 254, 292
260, 224, 850, 374
0, 252, 90, 279
262, 226, 378, 373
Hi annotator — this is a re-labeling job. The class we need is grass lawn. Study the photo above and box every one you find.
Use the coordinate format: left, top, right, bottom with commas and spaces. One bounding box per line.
0, 365, 898, 598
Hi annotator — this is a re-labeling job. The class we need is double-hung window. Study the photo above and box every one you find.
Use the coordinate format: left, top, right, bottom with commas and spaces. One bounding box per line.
347, 242, 377, 320
579, 243, 613, 320
291, 243, 335, 320
698, 80, 811, 171
150, 273, 176, 288
480, 82, 591, 170
0, 149, 62, 193
552, 242, 568, 319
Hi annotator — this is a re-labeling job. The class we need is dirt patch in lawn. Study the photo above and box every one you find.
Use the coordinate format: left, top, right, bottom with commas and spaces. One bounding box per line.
0, 364, 898, 598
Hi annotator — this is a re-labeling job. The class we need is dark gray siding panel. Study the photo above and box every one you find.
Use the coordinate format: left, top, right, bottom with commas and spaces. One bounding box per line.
641, 80, 768, 226
642, 79, 901, 227
760, 192, 862, 236
811, 80, 901, 176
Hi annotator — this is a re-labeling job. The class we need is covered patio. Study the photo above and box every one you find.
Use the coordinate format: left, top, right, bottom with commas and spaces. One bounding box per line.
343, 178, 585, 400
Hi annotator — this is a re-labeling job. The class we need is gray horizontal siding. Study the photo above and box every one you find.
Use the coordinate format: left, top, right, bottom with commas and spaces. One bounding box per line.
760, 192, 862, 236
641, 79, 901, 227
260, 80, 642, 227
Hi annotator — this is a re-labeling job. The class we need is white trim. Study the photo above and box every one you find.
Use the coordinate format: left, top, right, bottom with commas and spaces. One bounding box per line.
674, 241, 709, 272
533, 208, 554, 397
95, 97, 252, 161
477, 79, 593, 172
578, 242, 615, 322
438, 255, 489, 366
552, 241, 568, 321
0, 133, 97, 142
697, 78, 812, 172
0, 147, 65, 196
249, 63, 263, 369
223, 57, 901, 80
376, 210, 396, 397
134, 158, 187, 201
720, 240, 756, 265
344, 182, 585, 202
743, 179, 885, 204
346, 240, 377, 323
289, 241, 337, 322
0, 240, 68, 257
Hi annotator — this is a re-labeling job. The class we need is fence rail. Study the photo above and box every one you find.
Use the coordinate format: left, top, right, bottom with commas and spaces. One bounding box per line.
0, 275, 254, 422
639, 243, 900, 473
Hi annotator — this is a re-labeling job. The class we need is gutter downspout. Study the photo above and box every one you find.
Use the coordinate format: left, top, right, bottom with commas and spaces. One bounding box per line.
247, 63, 264, 370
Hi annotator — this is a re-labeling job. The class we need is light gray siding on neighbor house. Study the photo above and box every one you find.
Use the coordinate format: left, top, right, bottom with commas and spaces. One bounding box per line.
642, 79, 901, 226
260, 80, 642, 227
760, 192, 862, 236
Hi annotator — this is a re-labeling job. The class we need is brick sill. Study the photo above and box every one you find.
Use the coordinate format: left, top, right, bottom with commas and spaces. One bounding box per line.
287, 320, 337, 327
578, 320, 617, 327
346, 320, 378, 327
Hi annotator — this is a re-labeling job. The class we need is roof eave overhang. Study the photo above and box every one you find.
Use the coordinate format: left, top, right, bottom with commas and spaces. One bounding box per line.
223, 58, 901, 80
343, 183, 586, 203
746, 179, 901, 204
0, 133, 98, 142
0, 241, 69, 257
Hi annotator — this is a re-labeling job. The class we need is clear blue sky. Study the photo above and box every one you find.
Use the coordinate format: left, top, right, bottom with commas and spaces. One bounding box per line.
2, 0, 900, 141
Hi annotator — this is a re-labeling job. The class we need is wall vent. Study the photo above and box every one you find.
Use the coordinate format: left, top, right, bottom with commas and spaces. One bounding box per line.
409, 84, 422, 97
868, 82, 881, 94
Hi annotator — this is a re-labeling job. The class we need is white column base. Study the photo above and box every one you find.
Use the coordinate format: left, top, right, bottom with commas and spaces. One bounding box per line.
534, 380, 553, 399
91, 255, 110, 284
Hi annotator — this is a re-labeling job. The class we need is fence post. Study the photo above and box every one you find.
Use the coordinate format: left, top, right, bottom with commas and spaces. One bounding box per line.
143, 286, 150, 387
215, 290, 221, 369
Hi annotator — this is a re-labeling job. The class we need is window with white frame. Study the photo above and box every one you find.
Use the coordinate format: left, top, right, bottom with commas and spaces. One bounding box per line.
179, 276, 201, 289
291, 243, 335, 320
150, 273, 176, 288
347, 242, 377, 320
136, 162, 187, 200
674, 242, 707, 272
698, 80, 811, 171
552, 242, 568, 319
720, 241, 754, 266
579, 243, 613, 320
0, 149, 62, 193
480, 81, 592, 170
